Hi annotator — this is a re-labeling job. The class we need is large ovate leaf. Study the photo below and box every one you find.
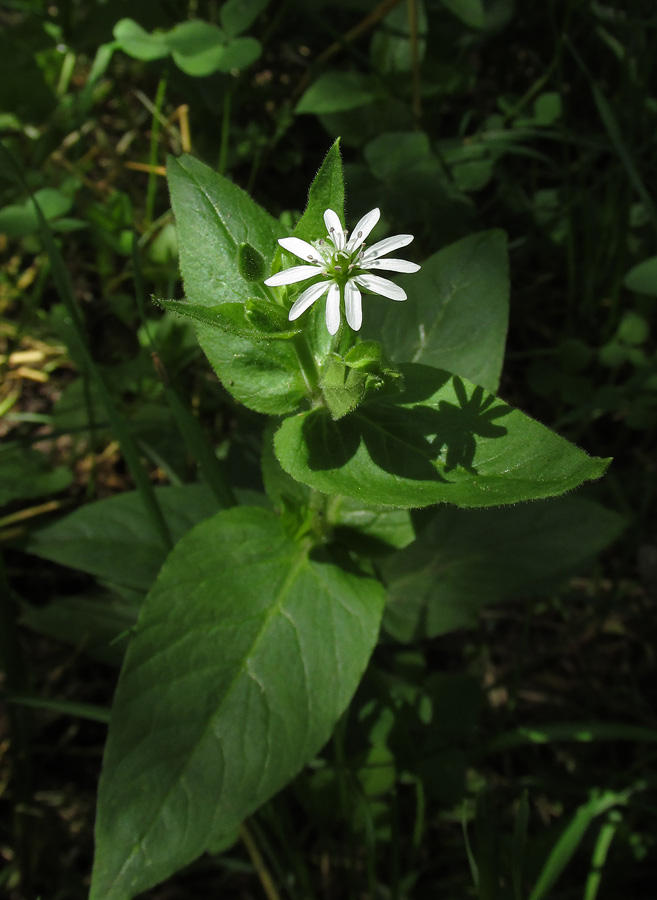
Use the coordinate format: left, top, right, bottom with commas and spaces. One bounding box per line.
89, 506, 385, 900
296, 72, 377, 115
27, 485, 221, 591
382, 498, 626, 639
364, 231, 509, 393
167, 154, 307, 414
274, 364, 610, 509
624, 255, 657, 296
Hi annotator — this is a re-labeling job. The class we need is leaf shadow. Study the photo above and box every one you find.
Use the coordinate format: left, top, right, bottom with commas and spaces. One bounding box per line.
302, 369, 512, 482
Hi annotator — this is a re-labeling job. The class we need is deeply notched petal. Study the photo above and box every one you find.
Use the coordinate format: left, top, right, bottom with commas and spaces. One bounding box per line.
325, 283, 341, 335
264, 264, 323, 286
361, 233, 414, 263
278, 236, 325, 265
355, 273, 407, 302
288, 280, 331, 320
346, 207, 381, 252
344, 281, 362, 331
323, 209, 346, 251
365, 258, 421, 273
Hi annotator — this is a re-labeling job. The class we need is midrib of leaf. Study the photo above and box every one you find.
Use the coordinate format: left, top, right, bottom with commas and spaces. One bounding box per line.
101, 534, 310, 899
356, 408, 440, 474
410, 279, 462, 363
181, 160, 267, 302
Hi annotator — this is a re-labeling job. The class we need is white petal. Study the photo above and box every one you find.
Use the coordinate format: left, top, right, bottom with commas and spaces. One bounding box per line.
278, 236, 324, 264
361, 233, 414, 263
364, 258, 421, 273
344, 280, 362, 331
323, 209, 345, 250
325, 283, 341, 335
346, 207, 380, 252
355, 273, 407, 302
288, 279, 331, 320
265, 264, 323, 286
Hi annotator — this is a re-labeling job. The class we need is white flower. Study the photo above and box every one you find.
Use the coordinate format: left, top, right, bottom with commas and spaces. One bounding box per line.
264, 208, 420, 335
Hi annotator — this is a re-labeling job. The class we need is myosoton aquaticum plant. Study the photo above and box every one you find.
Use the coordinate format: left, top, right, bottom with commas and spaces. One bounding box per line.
87, 141, 611, 900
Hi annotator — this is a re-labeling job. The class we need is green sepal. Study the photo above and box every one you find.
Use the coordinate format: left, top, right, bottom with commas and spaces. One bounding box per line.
319, 341, 404, 420
238, 241, 266, 282
157, 298, 301, 341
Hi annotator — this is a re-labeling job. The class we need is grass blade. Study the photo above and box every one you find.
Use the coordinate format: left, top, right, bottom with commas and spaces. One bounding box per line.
583, 811, 622, 900
566, 36, 657, 238
528, 789, 632, 900
0, 141, 173, 551
8, 693, 111, 724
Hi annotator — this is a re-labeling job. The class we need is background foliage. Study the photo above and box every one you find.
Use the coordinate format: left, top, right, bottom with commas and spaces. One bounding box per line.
1, 1, 656, 898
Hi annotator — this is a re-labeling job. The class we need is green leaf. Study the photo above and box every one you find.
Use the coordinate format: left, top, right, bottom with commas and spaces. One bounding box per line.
319, 344, 403, 420
534, 92, 563, 126
274, 364, 611, 509
382, 497, 626, 640
319, 354, 370, 420
371, 1, 428, 75
27, 485, 221, 592
624, 255, 657, 296
167, 154, 308, 414
89, 506, 385, 900
0, 444, 72, 507
238, 241, 266, 282
211, 37, 261, 72
442, 0, 486, 29
0, 188, 74, 238
168, 22, 229, 76
167, 154, 281, 306
292, 139, 344, 244
21, 591, 139, 667
158, 298, 301, 340
617, 310, 649, 345
113, 19, 169, 61
220, 0, 269, 37
165, 20, 225, 54
363, 131, 473, 245
364, 231, 509, 393
169, 21, 260, 76
296, 72, 377, 115
332, 498, 415, 555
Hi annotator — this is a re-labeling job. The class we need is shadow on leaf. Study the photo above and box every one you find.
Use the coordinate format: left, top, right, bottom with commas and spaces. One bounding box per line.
302, 372, 511, 481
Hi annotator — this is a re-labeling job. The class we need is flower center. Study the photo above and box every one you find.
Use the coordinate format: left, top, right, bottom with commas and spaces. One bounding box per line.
326, 249, 361, 283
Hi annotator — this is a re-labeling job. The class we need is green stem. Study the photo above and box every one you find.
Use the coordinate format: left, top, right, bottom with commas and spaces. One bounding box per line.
146, 73, 168, 227
292, 333, 321, 401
